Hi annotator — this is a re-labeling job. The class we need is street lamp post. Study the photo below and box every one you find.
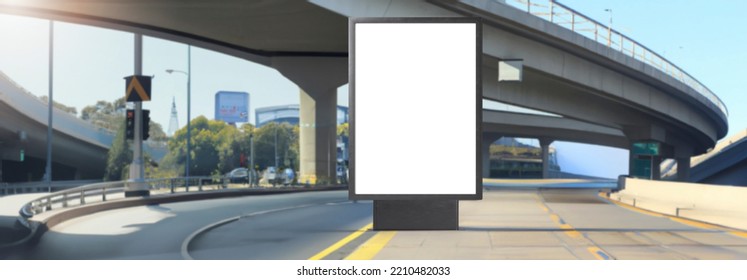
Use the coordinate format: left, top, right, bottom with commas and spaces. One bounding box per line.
250, 132, 255, 187
166, 46, 191, 179
45, 20, 54, 192
274, 125, 278, 187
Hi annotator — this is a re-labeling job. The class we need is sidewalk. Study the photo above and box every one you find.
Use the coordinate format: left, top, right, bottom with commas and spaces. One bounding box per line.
368, 191, 601, 260
339, 188, 747, 260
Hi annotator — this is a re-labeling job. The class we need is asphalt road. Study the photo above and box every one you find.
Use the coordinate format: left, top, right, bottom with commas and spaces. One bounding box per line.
19, 187, 747, 260
22, 190, 371, 259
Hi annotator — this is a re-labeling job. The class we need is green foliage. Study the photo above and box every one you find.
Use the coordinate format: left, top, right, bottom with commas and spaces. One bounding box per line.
158, 118, 299, 177
103, 117, 131, 181
39, 95, 78, 115
80, 98, 126, 132
252, 122, 298, 171
87, 96, 166, 180
337, 122, 349, 138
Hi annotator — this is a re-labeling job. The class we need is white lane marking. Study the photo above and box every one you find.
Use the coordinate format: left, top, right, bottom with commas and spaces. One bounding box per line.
180, 201, 348, 260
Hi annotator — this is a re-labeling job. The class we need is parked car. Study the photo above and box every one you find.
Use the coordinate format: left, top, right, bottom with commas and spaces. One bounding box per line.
226, 167, 249, 183
281, 168, 295, 186
263, 167, 277, 185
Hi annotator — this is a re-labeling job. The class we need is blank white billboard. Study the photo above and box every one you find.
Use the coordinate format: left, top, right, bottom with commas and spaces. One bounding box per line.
349, 18, 482, 200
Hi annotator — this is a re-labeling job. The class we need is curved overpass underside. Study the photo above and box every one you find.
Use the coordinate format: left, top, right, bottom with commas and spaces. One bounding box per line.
0, 76, 110, 181
0, 0, 728, 181
483, 109, 627, 149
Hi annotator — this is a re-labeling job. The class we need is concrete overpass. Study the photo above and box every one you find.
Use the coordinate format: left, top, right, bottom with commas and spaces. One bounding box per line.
0, 72, 112, 182
482, 108, 627, 178
0, 0, 727, 182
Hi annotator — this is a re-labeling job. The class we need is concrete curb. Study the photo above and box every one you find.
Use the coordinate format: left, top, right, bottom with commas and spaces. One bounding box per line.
611, 178, 747, 230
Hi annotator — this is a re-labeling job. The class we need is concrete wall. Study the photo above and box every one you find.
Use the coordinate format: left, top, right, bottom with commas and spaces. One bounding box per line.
611, 178, 747, 230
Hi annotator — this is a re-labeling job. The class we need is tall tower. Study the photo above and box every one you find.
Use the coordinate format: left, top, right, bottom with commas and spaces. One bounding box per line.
168, 96, 179, 136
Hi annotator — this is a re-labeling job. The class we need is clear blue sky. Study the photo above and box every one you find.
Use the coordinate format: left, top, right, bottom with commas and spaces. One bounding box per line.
0, 0, 744, 178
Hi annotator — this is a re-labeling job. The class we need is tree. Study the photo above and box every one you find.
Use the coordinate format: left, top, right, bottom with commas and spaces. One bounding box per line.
337, 122, 349, 138
148, 121, 168, 142
103, 119, 131, 181
80, 98, 126, 132
159, 118, 300, 178
81, 97, 167, 141
252, 122, 298, 171
161, 116, 237, 176
39, 95, 77, 115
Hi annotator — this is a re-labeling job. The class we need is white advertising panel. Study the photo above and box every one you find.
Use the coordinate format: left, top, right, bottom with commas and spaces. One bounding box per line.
350, 18, 482, 200
214, 91, 249, 123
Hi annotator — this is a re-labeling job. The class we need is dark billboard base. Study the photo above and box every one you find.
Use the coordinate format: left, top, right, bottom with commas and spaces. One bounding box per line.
373, 200, 458, 230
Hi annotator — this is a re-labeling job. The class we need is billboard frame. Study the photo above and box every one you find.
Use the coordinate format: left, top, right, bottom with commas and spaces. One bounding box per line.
348, 17, 483, 200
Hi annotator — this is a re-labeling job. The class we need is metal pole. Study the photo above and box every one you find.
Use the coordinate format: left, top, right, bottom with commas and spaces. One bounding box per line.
250, 133, 255, 187
126, 34, 147, 197
45, 20, 54, 192
274, 125, 278, 187
186, 45, 192, 179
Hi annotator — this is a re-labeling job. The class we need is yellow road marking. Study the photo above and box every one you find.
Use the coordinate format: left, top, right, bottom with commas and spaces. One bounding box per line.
669, 216, 719, 230
548, 211, 582, 238
587, 246, 610, 260
543, 195, 610, 258
560, 225, 582, 238
344, 231, 397, 260
549, 213, 561, 223
538, 203, 550, 213
308, 223, 372, 260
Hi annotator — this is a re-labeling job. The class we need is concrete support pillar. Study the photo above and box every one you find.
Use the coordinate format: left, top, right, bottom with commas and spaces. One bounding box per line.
539, 138, 554, 179
673, 144, 694, 182
271, 57, 347, 185
481, 133, 502, 178
676, 157, 691, 182
299, 88, 337, 184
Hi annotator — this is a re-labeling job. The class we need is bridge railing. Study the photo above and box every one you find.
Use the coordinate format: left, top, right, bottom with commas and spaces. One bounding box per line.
502, 0, 728, 117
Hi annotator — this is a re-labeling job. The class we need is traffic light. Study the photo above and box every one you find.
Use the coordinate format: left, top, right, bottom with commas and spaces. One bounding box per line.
125, 109, 150, 140
143, 109, 150, 140
125, 109, 135, 140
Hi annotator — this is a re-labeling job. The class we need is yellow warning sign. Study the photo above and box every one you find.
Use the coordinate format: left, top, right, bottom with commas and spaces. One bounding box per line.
125, 75, 151, 102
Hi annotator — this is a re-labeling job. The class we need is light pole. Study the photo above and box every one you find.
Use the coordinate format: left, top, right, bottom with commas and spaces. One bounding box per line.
604, 9, 613, 47
274, 124, 278, 187
44, 20, 54, 192
250, 131, 255, 187
166, 46, 191, 178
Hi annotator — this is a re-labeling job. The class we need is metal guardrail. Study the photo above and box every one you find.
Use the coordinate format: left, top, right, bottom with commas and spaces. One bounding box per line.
502, 0, 728, 117
0, 180, 101, 196
16, 176, 245, 227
